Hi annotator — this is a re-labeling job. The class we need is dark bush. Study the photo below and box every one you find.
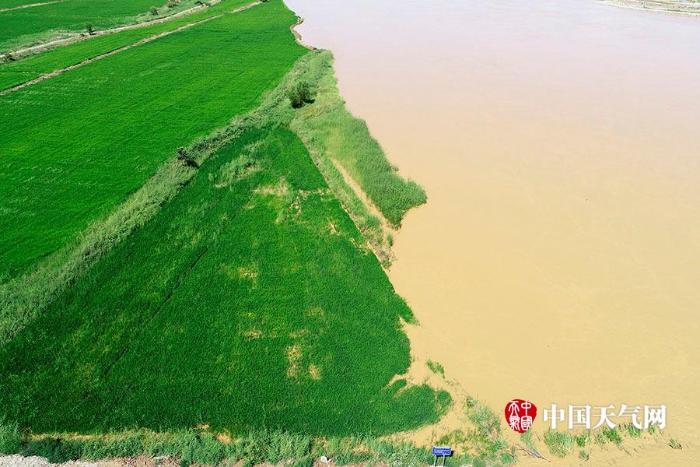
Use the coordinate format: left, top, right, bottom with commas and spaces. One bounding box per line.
177, 147, 199, 168
288, 81, 315, 109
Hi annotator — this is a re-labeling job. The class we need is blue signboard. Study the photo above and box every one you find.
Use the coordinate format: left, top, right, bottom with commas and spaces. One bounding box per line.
432, 446, 452, 457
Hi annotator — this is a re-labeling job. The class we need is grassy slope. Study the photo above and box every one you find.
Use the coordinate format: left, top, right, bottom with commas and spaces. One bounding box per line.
0, 0, 447, 441
0, 0, 304, 280
0, 0, 197, 53
0, 0, 251, 90
0, 117, 448, 436
292, 62, 426, 227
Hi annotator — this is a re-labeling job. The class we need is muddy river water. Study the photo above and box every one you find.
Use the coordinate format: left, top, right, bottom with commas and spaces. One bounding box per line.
285, 0, 700, 464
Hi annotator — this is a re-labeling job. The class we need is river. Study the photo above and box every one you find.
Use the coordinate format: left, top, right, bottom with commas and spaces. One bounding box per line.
285, 0, 700, 464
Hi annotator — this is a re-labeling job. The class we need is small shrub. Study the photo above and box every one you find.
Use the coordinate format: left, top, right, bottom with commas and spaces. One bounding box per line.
177, 147, 199, 168
624, 423, 641, 438
467, 401, 500, 439
574, 431, 590, 447
544, 430, 573, 458
150, 7, 159, 15
426, 359, 445, 377
288, 81, 314, 108
601, 426, 622, 445
86, 24, 95, 35
0, 422, 22, 454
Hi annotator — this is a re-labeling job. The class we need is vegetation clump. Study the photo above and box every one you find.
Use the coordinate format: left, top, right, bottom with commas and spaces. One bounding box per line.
544, 430, 574, 458
177, 147, 199, 168
427, 359, 445, 377
0, 424, 517, 466
288, 80, 315, 108
435, 398, 515, 465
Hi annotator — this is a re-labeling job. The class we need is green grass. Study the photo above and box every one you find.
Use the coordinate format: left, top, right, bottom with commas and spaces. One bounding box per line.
0, 127, 448, 435
0, 52, 449, 433
0, 0, 304, 281
290, 54, 426, 227
0, 424, 495, 466
0, 0, 205, 53
543, 430, 574, 458
435, 398, 515, 466
426, 359, 445, 377
0, 0, 251, 90
542, 424, 664, 460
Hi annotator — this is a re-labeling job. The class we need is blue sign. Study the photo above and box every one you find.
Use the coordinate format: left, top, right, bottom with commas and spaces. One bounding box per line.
432, 446, 452, 457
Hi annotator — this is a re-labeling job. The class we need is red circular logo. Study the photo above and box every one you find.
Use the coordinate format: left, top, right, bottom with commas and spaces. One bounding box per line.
505, 399, 537, 433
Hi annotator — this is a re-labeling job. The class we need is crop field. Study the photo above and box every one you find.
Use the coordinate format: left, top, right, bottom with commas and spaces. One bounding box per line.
0, 104, 448, 435
0, 0, 304, 280
0, 0, 199, 53
0, 0, 252, 90
0, 0, 448, 453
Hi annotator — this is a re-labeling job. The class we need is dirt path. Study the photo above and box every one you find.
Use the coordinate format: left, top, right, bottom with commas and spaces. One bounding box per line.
0, 0, 63, 13
0, 1, 261, 96
290, 17, 315, 51
331, 160, 394, 236
5, 0, 226, 59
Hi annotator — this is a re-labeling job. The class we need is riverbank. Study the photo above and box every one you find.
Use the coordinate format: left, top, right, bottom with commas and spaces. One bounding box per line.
286, 0, 700, 465
601, 0, 700, 15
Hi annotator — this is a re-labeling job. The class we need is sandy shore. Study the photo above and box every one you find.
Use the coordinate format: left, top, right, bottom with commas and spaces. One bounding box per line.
601, 0, 700, 15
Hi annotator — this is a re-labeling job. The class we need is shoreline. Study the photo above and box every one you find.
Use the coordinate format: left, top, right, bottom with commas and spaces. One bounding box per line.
285, 0, 700, 464
600, 0, 700, 15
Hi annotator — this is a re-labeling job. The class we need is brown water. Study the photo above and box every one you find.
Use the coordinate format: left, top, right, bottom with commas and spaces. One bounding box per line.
285, 0, 700, 464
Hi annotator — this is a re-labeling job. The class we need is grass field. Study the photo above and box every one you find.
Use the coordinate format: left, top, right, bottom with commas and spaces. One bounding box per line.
0, 423, 519, 466
0, 0, 449, 452
0, 0, 251, 90
292, 63, 426, 227
0, 0, 203, 53
0, 0, 304, 280
0, 79, 448, 434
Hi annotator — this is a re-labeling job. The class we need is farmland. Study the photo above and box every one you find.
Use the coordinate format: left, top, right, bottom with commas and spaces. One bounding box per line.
0, 0, 252, 90
0, 50, 448, 436
0, 0, 448, 454
0, 0, 204, 53
0, 0, 304, 280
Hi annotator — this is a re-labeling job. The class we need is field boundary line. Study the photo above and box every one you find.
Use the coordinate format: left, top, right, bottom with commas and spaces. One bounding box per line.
0, 15, 222, 95
3, 0, 258, 60
0, 0, 63, 13
0, 51, 309, 345
0, 1, 262, 96
331, 159, 394, 235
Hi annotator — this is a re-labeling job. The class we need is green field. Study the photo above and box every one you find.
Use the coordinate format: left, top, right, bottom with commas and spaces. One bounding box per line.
0, 0, 201, 53
0, 0, 250, 90
0, 0, 447, 453
0, 0, 303, 280
0, 52, 448, 434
